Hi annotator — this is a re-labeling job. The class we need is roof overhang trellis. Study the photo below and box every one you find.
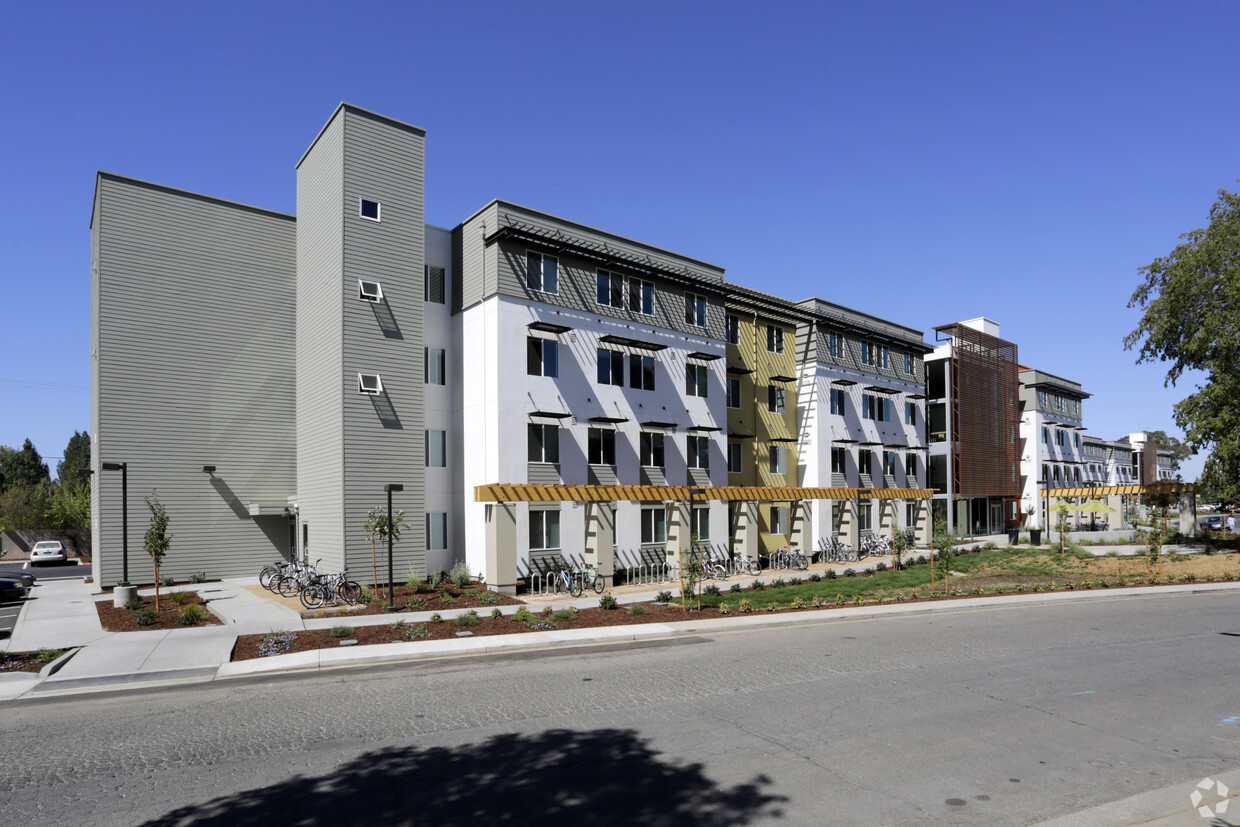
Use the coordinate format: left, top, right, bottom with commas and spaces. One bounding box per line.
1043, 483, 1196, 498
475, 484, 934, 503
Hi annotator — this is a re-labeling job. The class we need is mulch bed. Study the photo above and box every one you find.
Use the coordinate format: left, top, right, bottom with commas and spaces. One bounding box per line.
299, 582, 523, 619
0, 649, 67, 674
95, 591, 222, 631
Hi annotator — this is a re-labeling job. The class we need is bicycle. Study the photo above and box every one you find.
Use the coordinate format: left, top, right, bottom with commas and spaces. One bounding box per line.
259, 559, 296, 591
550, 567, 583, 597
582, 564, 605, 595
300, 569, 362, 609
276, 558, 321, 598
734, 554, 762, 576
780, 545, 809, 570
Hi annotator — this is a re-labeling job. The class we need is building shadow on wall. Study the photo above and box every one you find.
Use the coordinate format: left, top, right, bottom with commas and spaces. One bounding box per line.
370, 391, 403, 429
140, 727, 784, 827
371, 298, 403, 340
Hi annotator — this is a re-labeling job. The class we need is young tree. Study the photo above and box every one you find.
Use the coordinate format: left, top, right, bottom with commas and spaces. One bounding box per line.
1126, 186, 1240, 498
144, 491, 171, 611
363, 506, 408, 591
56, 430, 91, 484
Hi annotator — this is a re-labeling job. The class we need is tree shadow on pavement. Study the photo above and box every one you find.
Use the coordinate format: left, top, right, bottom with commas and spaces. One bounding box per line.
140, 727, 785, 826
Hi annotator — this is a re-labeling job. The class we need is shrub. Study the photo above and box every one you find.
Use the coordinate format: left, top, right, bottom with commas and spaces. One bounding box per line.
406, 571, 423, 589
719, 603, 731, 615
874, 562, 887, 572
125, 598, 145, 611
189, 572, 207, 584
541, 605, 555, 617
161, 576, 176, 587
258, 630, 298, 657
809, 573, 822, 582
512, 607, 535, 623
835, 594, 846, 605
790, 596, 806, 609
852, 595, 864, 605
134, 608, 156, 626
729, 583, 742, 594
656, 590, 673, 602
824, 569, 837, 580
983, 541, 998, 550
178, 604, 206, 625
528, 620, 557, 631
789, 577, 802, 586
330, 625, 354, 638
403, 596, 425, 611
478, 590, 499, 605
448, 561, 472, 588
749, 580, 764, 591
456, 610, 480, 627
169, 591, 189, 606
738, 599, 753, 613
429, 613, 443, 624
627, 604, 649, 616
358, 587, 377, 603
491, 608, 503, 619
811, 595, 826, 607
402, 623, 431, 640
771, 578, 786, 589
842, 568, 856, 578
551, 608, 576, 622
599, 594, 619, 610
703, 584, 721, 597
439, 592, 457, 604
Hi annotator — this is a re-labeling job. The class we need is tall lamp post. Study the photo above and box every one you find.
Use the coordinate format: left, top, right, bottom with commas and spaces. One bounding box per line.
385, 484, 403, 611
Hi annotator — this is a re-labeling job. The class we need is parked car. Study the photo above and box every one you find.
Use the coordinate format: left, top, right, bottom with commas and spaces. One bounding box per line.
29, 541, 67, 566
0, 576, 28, 603
1206, 516, 1223, 530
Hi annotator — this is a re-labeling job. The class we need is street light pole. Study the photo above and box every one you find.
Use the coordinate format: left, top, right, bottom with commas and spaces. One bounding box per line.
102, 462, 129, 584
385, 484, 403, 611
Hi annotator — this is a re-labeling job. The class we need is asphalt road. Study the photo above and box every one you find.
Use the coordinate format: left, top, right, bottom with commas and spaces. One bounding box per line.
3, 592, 1240, 825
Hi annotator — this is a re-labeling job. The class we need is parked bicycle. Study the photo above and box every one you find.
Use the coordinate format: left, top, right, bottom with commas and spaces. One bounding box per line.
299, 569, 362, 609
550, 567, 584, 597
581, 563, 606, 594
275, 559, 321, 598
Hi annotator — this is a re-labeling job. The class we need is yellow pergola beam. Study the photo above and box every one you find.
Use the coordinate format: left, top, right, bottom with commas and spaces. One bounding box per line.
1044, 482, 1196, 498
474, 484, 935, 503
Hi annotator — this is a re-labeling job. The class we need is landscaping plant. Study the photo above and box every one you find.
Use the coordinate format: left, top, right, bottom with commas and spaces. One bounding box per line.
144, 490, 171, 611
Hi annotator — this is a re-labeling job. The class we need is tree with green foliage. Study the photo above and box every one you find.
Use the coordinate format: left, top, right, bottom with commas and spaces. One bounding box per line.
56, 431, 91, 484
144, 490, 171, 610
3, 439, 50, 491
1126, 185, 1240, 499
363, 505, 408, 590
932, 514, 954, 593
47, 480, 90, 534
0, 484, 51, 530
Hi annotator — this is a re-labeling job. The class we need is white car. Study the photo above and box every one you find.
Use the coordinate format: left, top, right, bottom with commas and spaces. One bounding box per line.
29, 541, 67, 566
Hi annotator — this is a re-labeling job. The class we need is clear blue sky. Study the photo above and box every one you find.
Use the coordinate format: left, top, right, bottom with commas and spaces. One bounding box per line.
3, 0, 1236, 481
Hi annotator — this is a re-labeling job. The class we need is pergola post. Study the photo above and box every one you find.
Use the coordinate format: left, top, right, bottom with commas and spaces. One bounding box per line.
485, 502, 518, 595
915, 498, 931, 547
845, 498, 861, 553
732, 501, 758, 563
1178, 489, 1197, 538
584, 502, 616, 578
791, 499, 812, 552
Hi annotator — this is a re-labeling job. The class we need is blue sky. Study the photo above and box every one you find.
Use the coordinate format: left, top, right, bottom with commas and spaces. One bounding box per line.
2, 0, 1236, 481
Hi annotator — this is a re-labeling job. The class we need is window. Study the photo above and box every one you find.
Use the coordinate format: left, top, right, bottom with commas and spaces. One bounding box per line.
905, 401, 916, 425
1056, 396, 1063, 411
828, 332, 842, 358
881, 346, 890, 369
425, 348, 445, 385
1073, 400, 1079, 415
1042, 426, 1050, 445
726, 315, 740, 345
629, 277, 655, 315
684, 293, 706, 327
641, 507, 666, 544
726, 377, 741, 409
527, 252, 558, 294
530, 508, 561, 550
597, 348, 624, 386
359, 198, 380, 221
357, 373, 382, 395
527, 338, 559, 377
767, 325, 784, 354
588, 428, 616, 465
727, 442, 743, 473
861, 341, 875, 366
767, 385, 785, 414
858, 503, 872, 532
425, 430, 446, 467
691, 505, 710, 541
596, 269, 625, 308
883, 450, 896, 476
862, 395, 889, 421
629, 354, 655, 391
686, 363, 708, 398
425, 265, 445, 304
769, 445, 787, 475
528, 423, 559, 463
1038, 391, 1047, 409
426, 512, 447, 551
906, 452, 917, 478
358, 279, 383, 302
640, 432, 665, 468
830, 387, 846, 416
831, 446, 846, 475
1073, 432, 1080, 448
904, 352, 912, 375
687, 435, 710, 469
770, 505, 788, 535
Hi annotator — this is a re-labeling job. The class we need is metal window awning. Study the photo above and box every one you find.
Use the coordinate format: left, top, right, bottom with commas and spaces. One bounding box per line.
640, 420, 677, 429
529, 411, 572, 420
727, 365, 754, 375
588, 416, 628, 424
598, 334, 667, 352
687, 425, 723, 432
728, 432, 755, 439
832, 379, 858, 386
687, 351, 722, 361
907, 393, 925, 399
247, 502, 292, 517
771, 436, 798, 443
864, 385, 899, 394
834, 438, 859, 444
770, 374, 797, 383
527, 320, 573, 334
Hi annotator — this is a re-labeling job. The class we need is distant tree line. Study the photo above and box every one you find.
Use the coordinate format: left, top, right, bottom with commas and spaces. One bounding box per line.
0, 431, 91, 533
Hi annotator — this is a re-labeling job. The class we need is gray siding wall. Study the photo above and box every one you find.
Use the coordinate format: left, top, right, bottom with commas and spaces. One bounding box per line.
91, 174, 296, 586
296, 113, 347, 573
811, 325, 926, 385
454, 203, 499, 313
339, 109, 427, 578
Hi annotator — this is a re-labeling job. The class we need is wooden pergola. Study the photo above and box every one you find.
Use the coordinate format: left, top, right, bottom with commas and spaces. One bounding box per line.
475, 484, 935, 502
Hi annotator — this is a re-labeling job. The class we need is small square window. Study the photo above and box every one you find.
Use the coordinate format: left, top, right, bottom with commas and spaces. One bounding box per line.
358, 373, 383, 395
359, 198, 381, 221
358, 279, 383, 302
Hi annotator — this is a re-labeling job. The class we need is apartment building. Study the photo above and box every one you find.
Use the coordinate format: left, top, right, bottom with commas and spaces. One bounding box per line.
1017, 367, 1089, 532
795, 299, 932, 549
925, 319, 1021, 535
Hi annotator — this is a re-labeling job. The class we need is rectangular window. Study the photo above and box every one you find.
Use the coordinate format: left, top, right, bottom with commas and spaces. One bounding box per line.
726, 315, 740, 345
1074, 432, 1080, 448
831, 446, 846, 475
904, 352, 912, 374
883, 450, 896, 476
861, 341, 874, 366
906, 452, 917, 478
357, 373, 382, 395
862, 395, 888, 421
881, 346, 890, 369
597, 348, 625, 386
588, 428, 616, 465
727, 442, 742, 473
686, 364, 708, 398
767, 385, 785, 414
424, 348, 445, 385
425, 430, 446, 468
526, 252, 558, 294
769, 445, 787, 475
684, 293, 707, 327
628, 277, 655, 315
905, 401, 915, 425
1043, 427, 1050, 445
359, 198, 381, 221
596, 269, 625, 308
426, 512, 447, 551
528, 423, 559, 463
530, 509, 561, 550
726, 377, 741, 409
770, 505, 787, 536
358, 279, 383, 302
687, 435, 710, 469
830, 387, 846, 416
691, 505, 710, 541
828, 332, 842, 358
858, 503, 872, 532
628, 354, 655, 391
425, 265, 445, 304
641, 507, 666, 544
639, 432, 665, 468
766, 325, 784, 354
1038, 391, 1047, 409
527, 338, 559, 378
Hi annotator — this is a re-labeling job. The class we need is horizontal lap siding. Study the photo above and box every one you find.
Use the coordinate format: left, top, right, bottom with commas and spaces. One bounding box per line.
94, 175, 296, 586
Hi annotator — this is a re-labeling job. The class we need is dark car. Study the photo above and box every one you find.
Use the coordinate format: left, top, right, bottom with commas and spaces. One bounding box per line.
0, 577, 28, 603
1207, 516, 1224, 530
